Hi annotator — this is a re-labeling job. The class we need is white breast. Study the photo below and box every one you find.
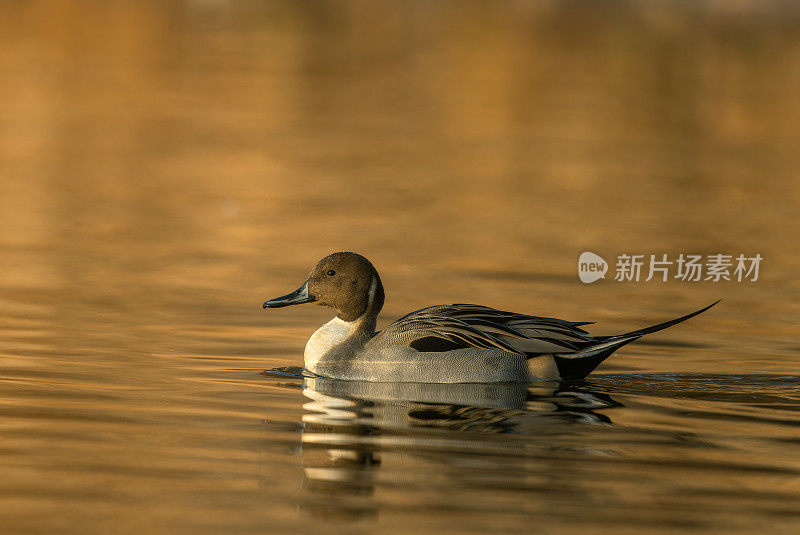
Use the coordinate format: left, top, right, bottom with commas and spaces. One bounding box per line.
304, 317, 358, 371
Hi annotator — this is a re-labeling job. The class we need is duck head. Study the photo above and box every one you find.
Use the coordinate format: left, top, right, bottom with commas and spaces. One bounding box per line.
263, 252, 385, 322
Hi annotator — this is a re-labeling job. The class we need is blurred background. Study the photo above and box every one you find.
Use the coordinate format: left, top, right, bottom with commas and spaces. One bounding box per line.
1, 1, 799, 534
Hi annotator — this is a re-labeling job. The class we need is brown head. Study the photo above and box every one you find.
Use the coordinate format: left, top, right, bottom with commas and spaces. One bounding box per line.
263, 252, 385, 322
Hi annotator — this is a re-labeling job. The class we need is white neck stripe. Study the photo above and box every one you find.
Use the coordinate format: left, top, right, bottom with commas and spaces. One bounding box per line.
364, 276, 377, 318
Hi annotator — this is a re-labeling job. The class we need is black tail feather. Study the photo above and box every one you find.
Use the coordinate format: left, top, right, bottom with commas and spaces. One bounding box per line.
601, 300, 721, 342
553, 301, 719, 380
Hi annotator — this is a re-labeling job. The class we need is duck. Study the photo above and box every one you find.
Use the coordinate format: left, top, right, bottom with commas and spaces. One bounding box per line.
262, 252, 717, 383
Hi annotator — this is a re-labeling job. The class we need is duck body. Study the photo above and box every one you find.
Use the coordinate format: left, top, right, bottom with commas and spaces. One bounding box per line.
303, 308, 557, 382
264, 252, 717, 384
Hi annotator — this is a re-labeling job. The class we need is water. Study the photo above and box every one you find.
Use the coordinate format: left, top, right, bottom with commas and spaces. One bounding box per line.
1, 1, 799, 533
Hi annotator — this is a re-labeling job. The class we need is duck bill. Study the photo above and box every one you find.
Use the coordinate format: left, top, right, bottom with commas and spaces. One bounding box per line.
263, 280, 316, 308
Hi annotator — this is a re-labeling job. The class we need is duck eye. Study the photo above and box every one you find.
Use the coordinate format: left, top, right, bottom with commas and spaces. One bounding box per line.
326, 270, 336, 276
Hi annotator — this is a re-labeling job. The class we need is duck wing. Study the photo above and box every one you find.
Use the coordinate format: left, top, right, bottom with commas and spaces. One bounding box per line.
381, 304, 595, 356
377, 301, 719, 379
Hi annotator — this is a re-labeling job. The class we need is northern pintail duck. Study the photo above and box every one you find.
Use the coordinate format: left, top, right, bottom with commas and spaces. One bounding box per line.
263, 252, 717, 383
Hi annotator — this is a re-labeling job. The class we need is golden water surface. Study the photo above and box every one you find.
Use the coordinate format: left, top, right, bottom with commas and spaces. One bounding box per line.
1, 1, 799, 534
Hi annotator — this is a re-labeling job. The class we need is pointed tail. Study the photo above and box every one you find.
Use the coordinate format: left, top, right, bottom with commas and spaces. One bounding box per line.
554, 301, 720, 380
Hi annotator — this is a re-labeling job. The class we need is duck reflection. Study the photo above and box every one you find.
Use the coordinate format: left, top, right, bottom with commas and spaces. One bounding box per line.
297, 377, 620, 520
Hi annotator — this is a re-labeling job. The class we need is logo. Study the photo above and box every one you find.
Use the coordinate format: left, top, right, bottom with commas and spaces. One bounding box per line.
578, 252, 608, 284
576, 252, 762, 283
